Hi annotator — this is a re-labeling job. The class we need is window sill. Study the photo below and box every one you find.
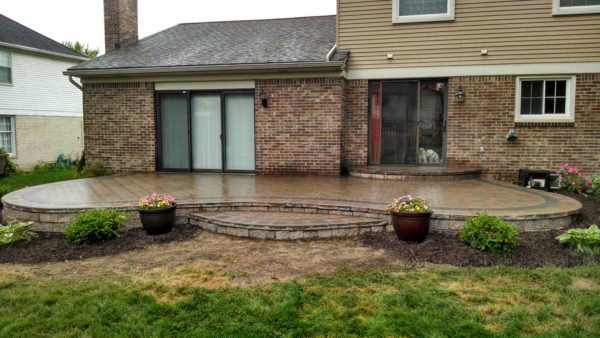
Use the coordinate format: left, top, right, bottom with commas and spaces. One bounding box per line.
392, 13, 454, 24
514, 121, 575, 128
0, 83, 13, 87
553, 7, 600, 16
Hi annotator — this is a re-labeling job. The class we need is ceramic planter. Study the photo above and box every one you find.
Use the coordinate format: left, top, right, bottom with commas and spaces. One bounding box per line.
391, 211, 432, 243
138, 204, 177, 235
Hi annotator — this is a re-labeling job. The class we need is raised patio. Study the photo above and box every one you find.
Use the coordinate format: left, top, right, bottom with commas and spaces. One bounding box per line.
1, 173, 581, 238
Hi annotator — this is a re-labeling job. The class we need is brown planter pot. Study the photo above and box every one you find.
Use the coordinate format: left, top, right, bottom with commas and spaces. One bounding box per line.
391, 211, 432, 243
138, 204, 177, 235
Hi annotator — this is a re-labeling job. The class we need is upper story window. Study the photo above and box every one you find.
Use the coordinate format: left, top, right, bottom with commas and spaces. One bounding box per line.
553, 0, 600, 15
515, 76, 576, 122
0, 49, 12, 84
393, 0, 455, 23
0, 116, 15, 155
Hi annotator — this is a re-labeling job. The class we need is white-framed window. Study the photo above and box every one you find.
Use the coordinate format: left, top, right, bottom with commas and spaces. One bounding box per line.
515, 76, 576, 122
392, 0, 455, 23
0, 116, 16, 155
553, 0, 600, 15
0, 49, 11, 84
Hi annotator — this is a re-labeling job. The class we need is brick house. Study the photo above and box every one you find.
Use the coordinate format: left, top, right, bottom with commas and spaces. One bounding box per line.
65, 0, 600, 179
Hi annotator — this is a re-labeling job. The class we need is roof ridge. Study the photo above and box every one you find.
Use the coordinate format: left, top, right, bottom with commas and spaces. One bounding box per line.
176, 14, 336, 26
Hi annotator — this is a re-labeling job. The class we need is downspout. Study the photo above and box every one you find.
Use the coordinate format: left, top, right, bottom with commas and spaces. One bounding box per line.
326, 44, 337, 62
68, 75, 83, 91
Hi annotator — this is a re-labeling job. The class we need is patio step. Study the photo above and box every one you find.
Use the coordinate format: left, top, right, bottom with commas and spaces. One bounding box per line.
348, 165, 482, 181
188, 211, 388, 240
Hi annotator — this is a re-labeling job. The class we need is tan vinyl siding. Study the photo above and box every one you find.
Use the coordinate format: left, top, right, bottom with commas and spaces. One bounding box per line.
338, 0, 600, 69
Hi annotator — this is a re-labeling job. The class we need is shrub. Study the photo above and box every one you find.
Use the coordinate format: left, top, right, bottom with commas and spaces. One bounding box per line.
79, 161, 113, 178
76, 151, 86, 173
557, 163, 591, 194
587, 176, 600, 200
556, 225, 600, 255
460, 212, 519, 253
0, 147, 18, 174
0, 221, 37, 245
64, 210, 128, 245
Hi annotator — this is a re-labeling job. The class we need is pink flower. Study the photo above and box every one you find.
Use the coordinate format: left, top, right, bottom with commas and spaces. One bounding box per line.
561, 163, 569, 169
585, 178, 592, 186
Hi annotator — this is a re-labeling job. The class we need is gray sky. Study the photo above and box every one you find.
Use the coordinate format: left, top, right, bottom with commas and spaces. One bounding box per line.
0, 0, 336, 54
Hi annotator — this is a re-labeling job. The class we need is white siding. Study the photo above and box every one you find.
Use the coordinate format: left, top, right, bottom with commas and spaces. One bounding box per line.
0, 49, 83, 116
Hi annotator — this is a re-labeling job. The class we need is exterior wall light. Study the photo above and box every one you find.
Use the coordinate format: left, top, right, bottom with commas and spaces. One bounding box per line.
455, 86, 465, 103
506, 128, 518, 142
260, 90, 268, 108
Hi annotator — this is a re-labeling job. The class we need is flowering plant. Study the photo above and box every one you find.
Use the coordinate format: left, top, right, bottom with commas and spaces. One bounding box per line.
557, 163, 592, 194
138, 192, 176, 210
388, 195, 431, 213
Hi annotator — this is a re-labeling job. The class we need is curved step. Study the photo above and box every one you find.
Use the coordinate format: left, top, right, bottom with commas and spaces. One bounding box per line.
348, 166, 482, 181
188, 211, 388, 240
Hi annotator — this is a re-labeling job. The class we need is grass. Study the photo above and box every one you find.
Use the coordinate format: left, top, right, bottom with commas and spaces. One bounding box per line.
0, 166, 78, 200
0, 265, 598, 337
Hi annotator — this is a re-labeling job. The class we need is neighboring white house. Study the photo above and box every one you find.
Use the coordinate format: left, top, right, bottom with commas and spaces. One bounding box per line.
0, 14, 88, 169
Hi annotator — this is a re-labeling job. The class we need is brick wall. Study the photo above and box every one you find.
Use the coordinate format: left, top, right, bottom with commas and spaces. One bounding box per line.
342, 79, 369, 168
447, 74, 600, 180
104, 0, 138, 53
83, 82, 155, 172
255, 78, 344, 175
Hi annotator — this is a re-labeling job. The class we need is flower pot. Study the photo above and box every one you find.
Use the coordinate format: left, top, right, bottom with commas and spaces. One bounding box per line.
138, 204, 176, 235
391, 211, 432, 243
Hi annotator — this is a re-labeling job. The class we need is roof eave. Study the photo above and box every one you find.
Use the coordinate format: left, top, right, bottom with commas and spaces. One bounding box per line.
0, 41, 89, 62
64, 61, 346, 77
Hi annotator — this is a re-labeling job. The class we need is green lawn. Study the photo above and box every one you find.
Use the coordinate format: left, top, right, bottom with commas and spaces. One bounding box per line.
0, 167, 78, 200
0, 265, 598, 337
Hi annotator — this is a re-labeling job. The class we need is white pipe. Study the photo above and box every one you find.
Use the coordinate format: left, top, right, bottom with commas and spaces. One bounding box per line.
326, 44, 337, 62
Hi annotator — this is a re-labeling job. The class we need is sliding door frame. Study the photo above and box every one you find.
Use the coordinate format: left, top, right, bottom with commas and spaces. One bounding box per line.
155, 89, 256, 173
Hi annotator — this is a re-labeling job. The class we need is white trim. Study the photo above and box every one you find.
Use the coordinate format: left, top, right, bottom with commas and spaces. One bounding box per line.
155, 81, 255, 91
392, 0, 455, 23
346, 62, 600, 79
514, 76, 576, 123
0, 108, 83, 117
0, 115, 16, 156
0, 42, 88, 62
553, 0, 600, 15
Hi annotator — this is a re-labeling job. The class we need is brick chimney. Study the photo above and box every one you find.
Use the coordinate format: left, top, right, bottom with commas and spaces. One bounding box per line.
104, 0, 138, 53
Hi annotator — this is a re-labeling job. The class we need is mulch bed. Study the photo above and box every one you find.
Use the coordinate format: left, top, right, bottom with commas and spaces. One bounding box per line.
0, 224, 200, 264
360, 191, 600, 268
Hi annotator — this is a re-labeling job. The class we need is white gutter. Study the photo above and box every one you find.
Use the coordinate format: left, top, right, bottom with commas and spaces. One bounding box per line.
0, 42, 89, 62
64, 60, 345, 77
326, 44, 337, 62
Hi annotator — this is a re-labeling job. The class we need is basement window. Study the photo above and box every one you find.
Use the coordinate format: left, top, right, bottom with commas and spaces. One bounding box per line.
0, 116, 15, 155
553, 0, 600, 15
515, 77, 576, 122
393, 0, 455, 23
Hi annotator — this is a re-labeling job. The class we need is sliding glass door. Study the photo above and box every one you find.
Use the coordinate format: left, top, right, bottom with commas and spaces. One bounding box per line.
158, 91, 255, 172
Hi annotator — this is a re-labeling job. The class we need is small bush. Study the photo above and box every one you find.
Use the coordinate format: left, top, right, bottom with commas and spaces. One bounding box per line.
0, 221, 37, 245
64, 210, 128, 245
557, 225, 600, 255
0, 147, 18, 174
76, 151, 86, 173
588, 175, 600, 200
79, 161, 113, 178
557, 163, 591, 194
460, 212, 519, 253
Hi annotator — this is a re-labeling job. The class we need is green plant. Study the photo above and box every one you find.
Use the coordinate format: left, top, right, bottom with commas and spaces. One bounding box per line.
138, 192, 176, 210
460, 212, 519, 253
556, 225, 600, 255
76, 151, 86, 173
64, 210, 129, 245
62, 41, 99, 58
78, 161, 113, 178
0, 221, 37, 245
388, 195, 431, 213
557, 163, 591, 194
587, 175, 600, 199
0, 147, 18, 174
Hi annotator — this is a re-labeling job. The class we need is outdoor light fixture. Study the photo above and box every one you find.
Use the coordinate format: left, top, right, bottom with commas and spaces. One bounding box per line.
455, 86, 465, 103
506, 128, 518, 142
260, 90, 268, 108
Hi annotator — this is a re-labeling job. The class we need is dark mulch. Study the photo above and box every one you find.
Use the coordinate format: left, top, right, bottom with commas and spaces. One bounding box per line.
0, 224, 200, 264
360, 191, 600, 268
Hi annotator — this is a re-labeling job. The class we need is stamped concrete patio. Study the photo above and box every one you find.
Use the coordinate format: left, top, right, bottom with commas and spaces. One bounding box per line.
1, 173, 581, 237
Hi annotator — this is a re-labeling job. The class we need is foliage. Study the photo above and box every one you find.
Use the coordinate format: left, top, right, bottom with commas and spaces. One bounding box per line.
460, 212, 520, 253
0, 221, 36, 245
0, 147, 18, 174
76, 151, 86, 174
557, 224, 600, 255
138, 192, 176, 210
62, 41, 100, 58
557, 163, 592, 194
587, 175, 600, 200
78, 162, 113, 178
388, 195, 431, 213
1, 266, 599, 337
64, 210, 128, 245
0, 167, 78, 200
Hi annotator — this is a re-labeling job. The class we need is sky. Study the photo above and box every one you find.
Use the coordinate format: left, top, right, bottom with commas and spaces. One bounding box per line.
0, 0, 336, 55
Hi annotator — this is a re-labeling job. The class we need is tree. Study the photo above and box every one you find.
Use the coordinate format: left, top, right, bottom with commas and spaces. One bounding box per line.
62, 41, 100, 58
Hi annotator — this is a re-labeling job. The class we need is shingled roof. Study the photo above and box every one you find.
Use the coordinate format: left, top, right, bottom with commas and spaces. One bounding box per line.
68, 15, 347, 75
0, 13, 87, 60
